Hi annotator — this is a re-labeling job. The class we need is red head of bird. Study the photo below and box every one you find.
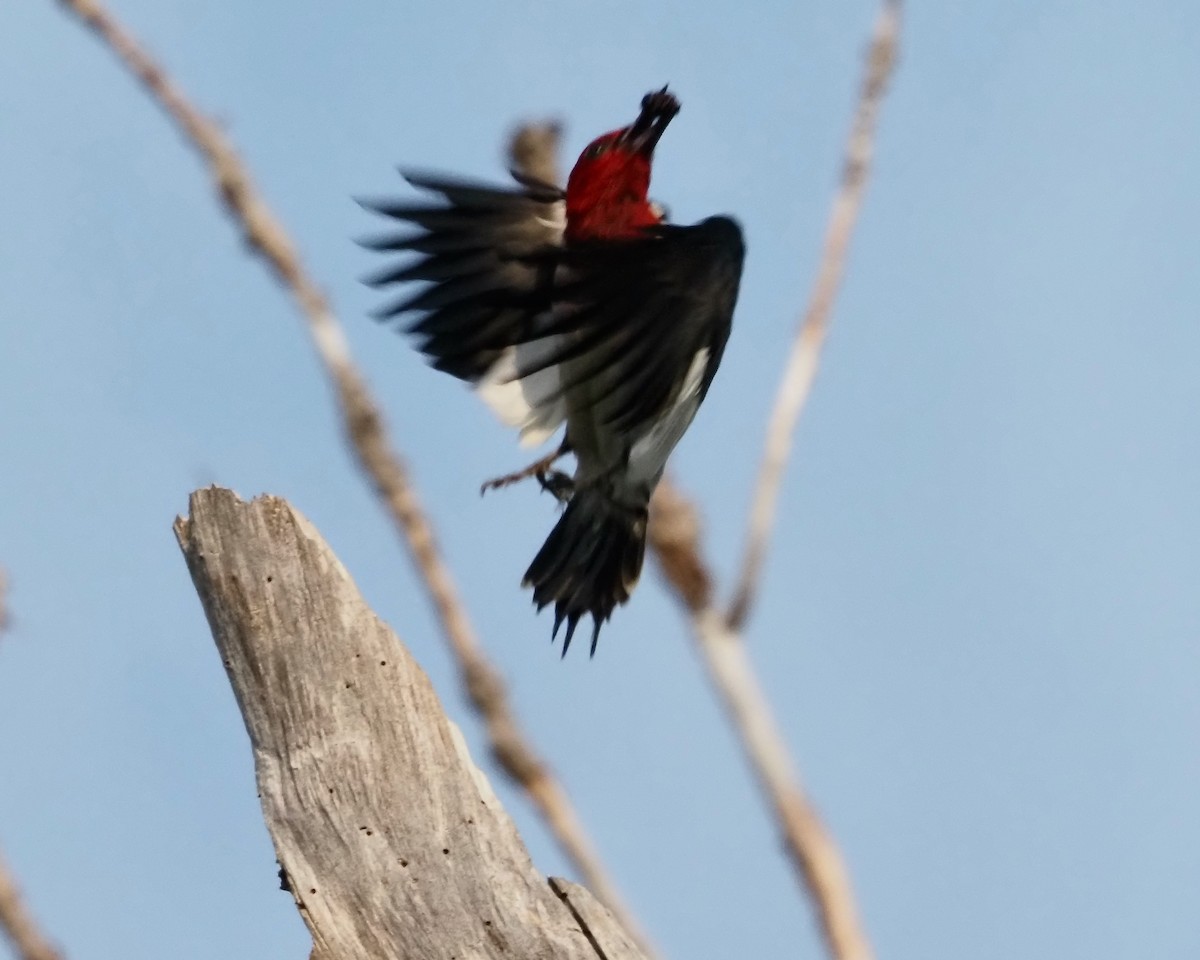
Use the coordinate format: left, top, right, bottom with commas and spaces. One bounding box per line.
564, 88, 680, 243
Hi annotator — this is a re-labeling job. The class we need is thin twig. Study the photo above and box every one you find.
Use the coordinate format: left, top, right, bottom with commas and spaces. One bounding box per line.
52, 0, 651, 949
0, 848, 62, 960
649, 482, 873, 960
648, 5, 901, 958
0, 573, 62, 960
508, 121, 564, 187
727, 0, 902, 630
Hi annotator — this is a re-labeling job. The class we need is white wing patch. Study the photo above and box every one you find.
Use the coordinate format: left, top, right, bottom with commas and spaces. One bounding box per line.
626, 347, 710, 485
475, 337, 567, 447
472, 199, 567, 448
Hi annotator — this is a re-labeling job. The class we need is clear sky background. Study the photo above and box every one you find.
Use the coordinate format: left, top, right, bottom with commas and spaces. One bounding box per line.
1, 1, 1197, 958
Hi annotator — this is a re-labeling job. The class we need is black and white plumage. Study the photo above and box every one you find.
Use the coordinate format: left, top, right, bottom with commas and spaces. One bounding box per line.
360, 172, 744, 654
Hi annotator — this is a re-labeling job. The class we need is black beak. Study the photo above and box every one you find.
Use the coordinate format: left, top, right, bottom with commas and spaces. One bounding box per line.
621, 86, 681, 155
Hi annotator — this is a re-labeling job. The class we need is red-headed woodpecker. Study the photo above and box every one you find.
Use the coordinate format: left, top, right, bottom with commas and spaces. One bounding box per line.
360, 89, 744, 655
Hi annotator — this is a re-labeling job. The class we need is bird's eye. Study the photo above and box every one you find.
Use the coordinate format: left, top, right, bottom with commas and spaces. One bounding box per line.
585, 141, 609, 159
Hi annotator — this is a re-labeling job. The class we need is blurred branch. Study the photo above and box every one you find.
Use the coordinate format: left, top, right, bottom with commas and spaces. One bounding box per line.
0, 847, 63, 960
649, 483, 873, 960
0, 569, 62, 960
508, 120, 564, 186
727, 0, 902, 630
650, 4, 901, 959
52, 0, 649, 949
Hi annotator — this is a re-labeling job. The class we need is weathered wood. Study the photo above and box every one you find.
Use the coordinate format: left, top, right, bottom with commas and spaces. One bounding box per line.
550, 879, 650, 959
175, 487, 646, 960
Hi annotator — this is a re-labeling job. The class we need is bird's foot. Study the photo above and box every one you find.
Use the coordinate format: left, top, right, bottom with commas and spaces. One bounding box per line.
480, 449, 567, 496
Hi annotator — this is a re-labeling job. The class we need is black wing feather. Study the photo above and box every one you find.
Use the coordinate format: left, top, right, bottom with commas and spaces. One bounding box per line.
358, 172, 564, 380
361, 172, 744, 656
515, 216, 745, 437
360, 167, 743, 443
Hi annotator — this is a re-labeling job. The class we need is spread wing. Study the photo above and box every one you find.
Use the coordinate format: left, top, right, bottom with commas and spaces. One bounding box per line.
359, 172, 568, 445
359, 172, 565, 380
360, 173, 744, 456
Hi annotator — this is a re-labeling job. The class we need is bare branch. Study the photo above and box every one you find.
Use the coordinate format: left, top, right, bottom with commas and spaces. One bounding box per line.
0, 850, 63, 960
52, 0, 649, 947
727, 0, 902, 630
647, 8, 902, 957
508, 120, 564, 186
649, 482, 873, 960
0, 568, 62, 960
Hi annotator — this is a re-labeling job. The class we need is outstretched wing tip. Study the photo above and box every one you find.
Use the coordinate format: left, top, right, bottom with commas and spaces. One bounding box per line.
358, 165, 568, 385
358, 267, 396, 289
354, 232, 399, 251
399, 168, 448, 192
367, 297, 412, 322
354, 195, 404, 220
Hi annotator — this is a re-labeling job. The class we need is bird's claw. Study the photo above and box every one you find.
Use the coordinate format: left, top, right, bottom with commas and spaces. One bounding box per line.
480, 447, 569, 496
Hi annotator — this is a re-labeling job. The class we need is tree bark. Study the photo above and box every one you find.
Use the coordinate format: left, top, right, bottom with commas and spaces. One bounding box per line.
174, 487, 646, 960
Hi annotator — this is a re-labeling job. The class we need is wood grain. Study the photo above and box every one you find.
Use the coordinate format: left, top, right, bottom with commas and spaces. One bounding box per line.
175, 487, 646, 960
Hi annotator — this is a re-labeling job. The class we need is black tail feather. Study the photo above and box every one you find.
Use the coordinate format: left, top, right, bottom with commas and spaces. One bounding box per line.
523, 487, 648, 656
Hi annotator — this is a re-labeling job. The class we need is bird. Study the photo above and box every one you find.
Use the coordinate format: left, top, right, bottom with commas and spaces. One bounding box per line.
359, 88, 744, 655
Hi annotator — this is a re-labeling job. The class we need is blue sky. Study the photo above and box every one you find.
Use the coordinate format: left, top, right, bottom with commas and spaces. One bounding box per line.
1, 1, 1198, 958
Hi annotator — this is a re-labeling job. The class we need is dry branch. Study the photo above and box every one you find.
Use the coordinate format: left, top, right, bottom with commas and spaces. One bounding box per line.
649, 486, 873, 960
52, 0, 647, 945
649, 6, 902, 959
727, 0, 902, 630
174, 487, 649, 960
0, 570, 65, 960
0, 847, 63, 960
493, 7, 901, 956
508, 121, 565, 187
